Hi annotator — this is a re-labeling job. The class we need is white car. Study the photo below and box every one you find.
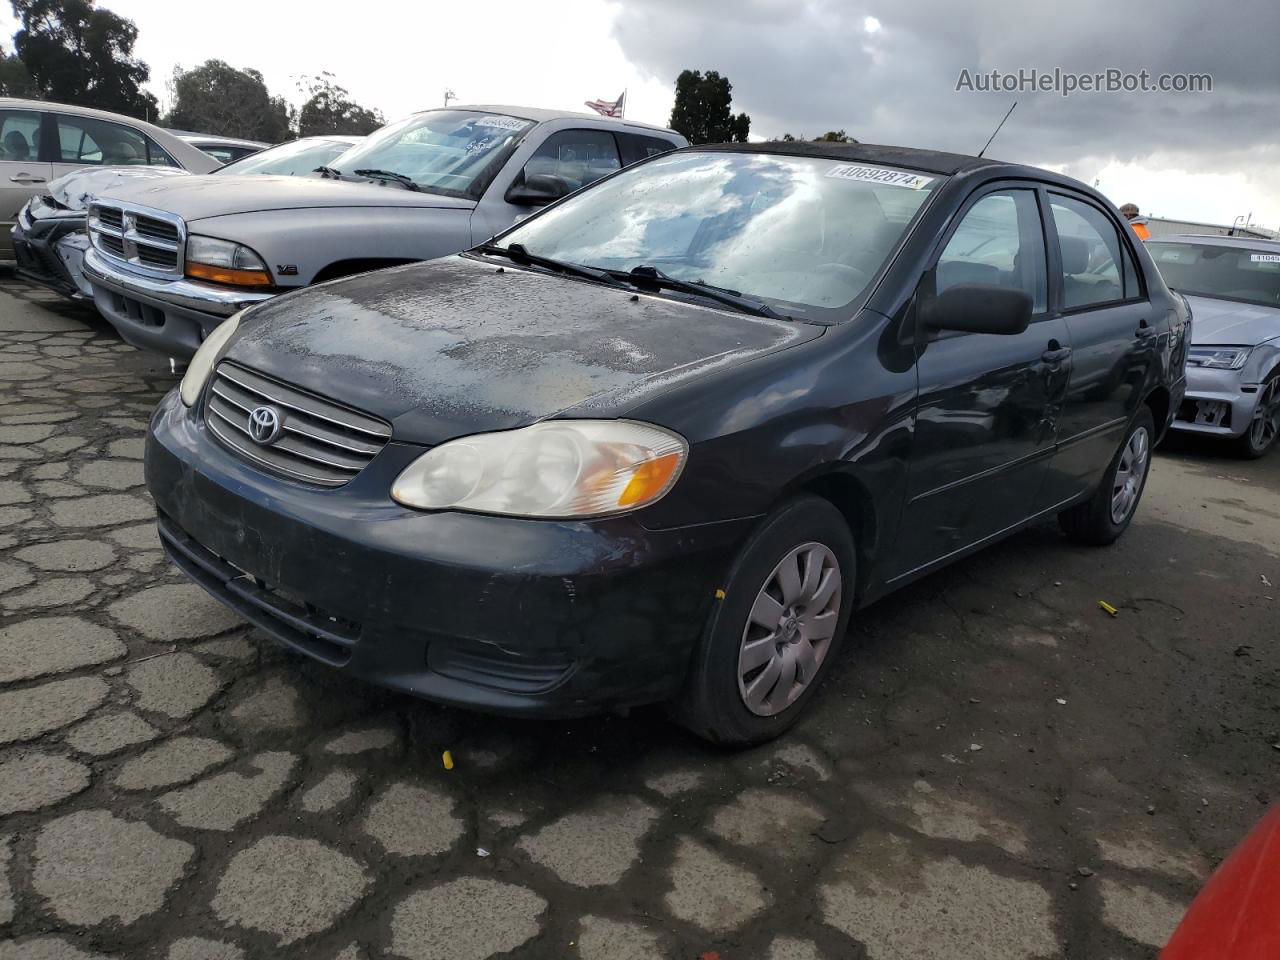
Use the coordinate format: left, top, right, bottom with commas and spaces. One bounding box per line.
0, 97, 220, 262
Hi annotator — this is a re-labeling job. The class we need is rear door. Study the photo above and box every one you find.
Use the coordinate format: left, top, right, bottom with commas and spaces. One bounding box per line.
890, 185, 1071, 579
1033, 191, 1154, 510
0, 107, 53, 259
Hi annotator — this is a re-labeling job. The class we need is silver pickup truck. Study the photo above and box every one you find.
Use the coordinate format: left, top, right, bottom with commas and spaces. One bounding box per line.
82, 105, 685, 359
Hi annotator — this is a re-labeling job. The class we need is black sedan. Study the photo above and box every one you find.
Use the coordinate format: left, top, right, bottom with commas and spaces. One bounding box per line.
145, 142, 1188, 744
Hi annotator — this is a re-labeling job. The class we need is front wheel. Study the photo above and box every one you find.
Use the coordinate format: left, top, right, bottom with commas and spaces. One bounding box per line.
672, 495, 856, 746
1234, 371, 1280, 459
1059, 407, 1155, 546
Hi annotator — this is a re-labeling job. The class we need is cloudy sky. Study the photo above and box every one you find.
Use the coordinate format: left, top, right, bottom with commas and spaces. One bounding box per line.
4, 0, 1276, 231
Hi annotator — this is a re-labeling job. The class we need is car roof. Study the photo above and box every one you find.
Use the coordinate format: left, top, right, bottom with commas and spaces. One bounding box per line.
1146, 233, 1280, 249
693, 140, 1003, 176
413, 103, 682, 138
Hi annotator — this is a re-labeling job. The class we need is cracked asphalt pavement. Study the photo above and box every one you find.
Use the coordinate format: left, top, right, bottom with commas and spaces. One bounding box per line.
0, 278, 1277, 960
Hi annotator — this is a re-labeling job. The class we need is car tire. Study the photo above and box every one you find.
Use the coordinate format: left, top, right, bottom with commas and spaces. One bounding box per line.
1233, 370, 1280, 460
672, 494, 856, 746
1059, 406, 1155, 546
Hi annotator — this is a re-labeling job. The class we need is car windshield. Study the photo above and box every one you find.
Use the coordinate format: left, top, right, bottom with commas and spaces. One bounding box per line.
217, 139, 352, 177
328, 110, 535, 198
1148, 241, 1280, 307
493, 151, 940, 319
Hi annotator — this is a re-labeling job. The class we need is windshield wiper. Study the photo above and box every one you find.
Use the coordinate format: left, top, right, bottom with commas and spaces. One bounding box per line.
608, 265, 788, 320
476, 242, 630, 288
314, 165, 343, 178
353, 169, 422, 192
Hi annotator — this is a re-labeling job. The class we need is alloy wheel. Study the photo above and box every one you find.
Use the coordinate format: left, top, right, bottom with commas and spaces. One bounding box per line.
1247, 377, 1280, 453
1110, 426, 1150, 525
737, 542, 842, 717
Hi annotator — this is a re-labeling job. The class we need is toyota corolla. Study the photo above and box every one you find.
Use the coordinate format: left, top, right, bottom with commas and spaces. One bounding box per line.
146, 142, 1187, 744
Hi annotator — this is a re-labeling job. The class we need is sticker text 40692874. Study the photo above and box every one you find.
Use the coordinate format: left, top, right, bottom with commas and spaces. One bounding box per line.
825, 164, 935, 190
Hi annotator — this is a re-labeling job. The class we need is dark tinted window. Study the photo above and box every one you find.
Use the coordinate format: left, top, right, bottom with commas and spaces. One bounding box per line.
936, 189, 1047, 313
521, 129, 621, 193
1120, 237, 1141, 298
617, 133, 678, 166
1050, 194, 1126, 309
0, 110, 43, 162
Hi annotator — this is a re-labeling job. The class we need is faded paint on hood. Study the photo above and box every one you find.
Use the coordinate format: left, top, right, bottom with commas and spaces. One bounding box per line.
97, 174, 475, 222
1184, 294, 1280, 346
225, 255, 821, 445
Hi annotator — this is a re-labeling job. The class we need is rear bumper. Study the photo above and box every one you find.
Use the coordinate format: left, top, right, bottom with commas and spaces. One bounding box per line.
146, 389, 748, 716
83, 248, 275, 359
1169, 366, 1258, 439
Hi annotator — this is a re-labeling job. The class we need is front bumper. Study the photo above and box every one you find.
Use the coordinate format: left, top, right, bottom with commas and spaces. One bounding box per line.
83, 248, 275, 360
12, 216, 87, 299
146, 389, 749, 717
1169, 365, 1262, 439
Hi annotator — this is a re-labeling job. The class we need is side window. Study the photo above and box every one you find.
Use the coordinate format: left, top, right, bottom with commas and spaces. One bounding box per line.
1049, 194, 1128, 309
0, 110, 43, 162
145, 138, 178, 167
522, 129, 621, 193
54, 116, 150, 166
1119, 237, 1141, 299
936, 189, 1047, 313
617, 133, 677, 166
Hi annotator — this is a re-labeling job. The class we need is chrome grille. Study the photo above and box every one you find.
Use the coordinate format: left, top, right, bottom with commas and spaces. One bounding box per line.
205, 362, 391, 487
88, 201, 184, 277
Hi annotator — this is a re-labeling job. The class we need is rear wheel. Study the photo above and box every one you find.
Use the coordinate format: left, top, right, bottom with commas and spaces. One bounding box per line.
1059, 407, 1155, 545
672, 495, 856, 745
1234, 371, 1280, 459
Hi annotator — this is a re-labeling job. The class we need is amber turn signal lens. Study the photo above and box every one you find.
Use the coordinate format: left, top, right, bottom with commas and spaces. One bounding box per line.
185, 262, 272, 287
617, 452, 683, 507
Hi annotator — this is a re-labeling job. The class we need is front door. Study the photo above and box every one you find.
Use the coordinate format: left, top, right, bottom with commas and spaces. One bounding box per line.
1035, 191, 1155, 510
891, 186, 1070, 580
0, 108, 52, 259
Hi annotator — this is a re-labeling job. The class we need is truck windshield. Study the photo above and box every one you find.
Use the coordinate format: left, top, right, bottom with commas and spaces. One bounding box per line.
495, 151, 940, 321
329, 110, 534, 199
1148, 241, 1280, 308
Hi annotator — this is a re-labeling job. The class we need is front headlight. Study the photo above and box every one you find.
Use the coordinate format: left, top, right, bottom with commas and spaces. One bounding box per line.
185, 235, 272, 287
179, 311, 242, 406
1187, 346, 1251, 370
392, 420, 688, 518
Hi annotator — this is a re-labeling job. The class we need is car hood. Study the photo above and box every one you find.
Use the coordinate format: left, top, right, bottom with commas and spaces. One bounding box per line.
46, 165, 191, 212
97, 174, 475, 222
1183, 294, 1280, 346
224, 255, 820, 445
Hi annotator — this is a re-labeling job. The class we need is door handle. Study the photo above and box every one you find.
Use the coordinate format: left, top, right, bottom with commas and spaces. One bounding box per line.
8, 174, 46, 184
1135, 318, 1157, 339
1041, 346, 1073, 364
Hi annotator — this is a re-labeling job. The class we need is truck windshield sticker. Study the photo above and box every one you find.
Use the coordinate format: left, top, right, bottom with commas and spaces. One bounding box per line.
1249, 253, 1280, 263
826, 164, 935, 190
474, 115, 528, 131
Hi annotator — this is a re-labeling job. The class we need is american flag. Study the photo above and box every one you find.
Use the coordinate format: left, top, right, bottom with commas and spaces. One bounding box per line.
584, 90, 626, 118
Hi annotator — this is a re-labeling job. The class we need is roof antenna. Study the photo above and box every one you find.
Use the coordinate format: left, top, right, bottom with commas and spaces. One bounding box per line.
977, 101, 1017, 158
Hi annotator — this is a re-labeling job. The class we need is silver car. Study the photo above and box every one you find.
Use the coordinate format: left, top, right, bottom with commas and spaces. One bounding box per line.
1149, 234, 1280, 457
0, 97, 220, 262
80, 105, 686, 360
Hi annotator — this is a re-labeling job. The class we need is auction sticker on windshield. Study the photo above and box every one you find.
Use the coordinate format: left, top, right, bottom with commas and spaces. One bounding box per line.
1250, 254, 1280, 264
475, 115, 528, 130
826, 164, 935, 190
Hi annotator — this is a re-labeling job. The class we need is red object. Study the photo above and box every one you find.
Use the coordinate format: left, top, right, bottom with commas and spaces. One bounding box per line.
1161, 805, 1280, 959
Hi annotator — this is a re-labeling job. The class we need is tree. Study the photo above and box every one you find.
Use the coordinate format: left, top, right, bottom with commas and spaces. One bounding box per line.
0, 45, 33, 97
296, 73, 384, 137
10, 0, 157, 119
815, 129, 857, 143
668, 69, 750, 145
166, 60, 292, 142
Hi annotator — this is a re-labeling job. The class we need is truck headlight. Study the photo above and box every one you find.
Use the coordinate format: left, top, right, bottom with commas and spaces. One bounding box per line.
392, 420, 688, 518
1187, 346, 1251, 370
180, 311, 242, 406
185, 235, 272, 287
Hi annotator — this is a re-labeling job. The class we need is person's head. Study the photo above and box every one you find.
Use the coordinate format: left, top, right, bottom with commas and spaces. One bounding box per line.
1119, 203, 1139, 220
2, 130, 29, 161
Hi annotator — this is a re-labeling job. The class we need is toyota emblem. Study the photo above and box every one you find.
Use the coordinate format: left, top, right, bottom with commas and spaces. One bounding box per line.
247, 406, 283, 445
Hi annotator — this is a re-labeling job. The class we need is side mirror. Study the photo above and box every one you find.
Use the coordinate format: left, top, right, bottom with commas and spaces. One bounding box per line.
505, 173, 571, 206
921, 284, 1032, 336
